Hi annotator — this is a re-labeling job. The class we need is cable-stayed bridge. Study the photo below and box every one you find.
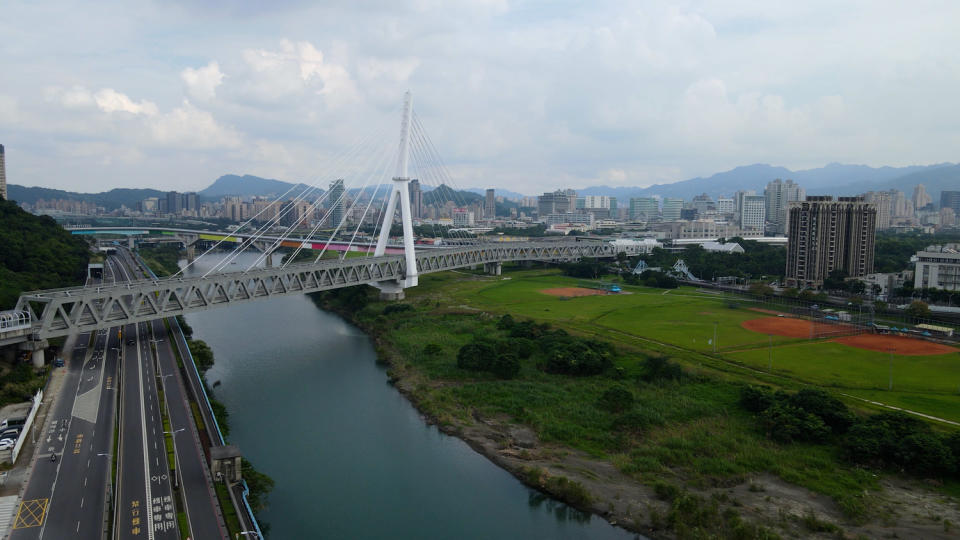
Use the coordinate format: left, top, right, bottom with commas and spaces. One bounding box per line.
2, 92, 641, 349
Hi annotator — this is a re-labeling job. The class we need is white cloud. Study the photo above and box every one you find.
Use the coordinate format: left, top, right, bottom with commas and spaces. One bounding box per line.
240, 40, 359, 107
181, 61, 225, 101
149, 100, 242, 149
94, 88, 158, 115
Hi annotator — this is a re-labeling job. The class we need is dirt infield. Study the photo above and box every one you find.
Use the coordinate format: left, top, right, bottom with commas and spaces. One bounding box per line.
540, 287, 606, 298
833, 334, 958, 355
742, 316, 858, 338
742, 317, 815, 338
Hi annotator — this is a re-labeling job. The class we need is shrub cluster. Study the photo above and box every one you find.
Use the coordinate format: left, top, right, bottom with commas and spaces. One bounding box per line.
383, 303, 413, 315
456, 342, 520, 379
623, 270, 678, 289
740, 387, 854, 443
741, 386, 960, 478
454, 315, 617, 378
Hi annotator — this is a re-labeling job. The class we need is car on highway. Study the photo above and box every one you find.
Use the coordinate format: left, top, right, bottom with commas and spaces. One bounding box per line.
54, 357, 64, 367
0, 439, 14, 450
127, 339, 135, 346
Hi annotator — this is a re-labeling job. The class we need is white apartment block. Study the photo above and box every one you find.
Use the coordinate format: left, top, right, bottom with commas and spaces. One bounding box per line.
914, 244, 960, 291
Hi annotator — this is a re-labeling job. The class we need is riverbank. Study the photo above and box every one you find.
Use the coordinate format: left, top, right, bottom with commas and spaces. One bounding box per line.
310, 268, 960, 539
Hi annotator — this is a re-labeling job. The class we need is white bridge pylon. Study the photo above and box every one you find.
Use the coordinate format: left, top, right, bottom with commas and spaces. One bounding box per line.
373, 91, 417, 299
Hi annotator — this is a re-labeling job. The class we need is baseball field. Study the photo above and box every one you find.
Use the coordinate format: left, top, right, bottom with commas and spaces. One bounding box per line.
434, 269, 960, 424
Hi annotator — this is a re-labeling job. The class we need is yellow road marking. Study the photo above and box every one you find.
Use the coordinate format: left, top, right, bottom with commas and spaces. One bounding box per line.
12, 498, 49, 528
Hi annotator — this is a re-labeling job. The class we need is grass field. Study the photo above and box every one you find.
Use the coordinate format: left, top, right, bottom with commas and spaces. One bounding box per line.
332, 265, 960, 533
424, 268, 960, 424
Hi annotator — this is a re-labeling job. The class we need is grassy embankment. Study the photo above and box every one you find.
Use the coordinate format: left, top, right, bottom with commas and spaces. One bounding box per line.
319, 266, 959, 535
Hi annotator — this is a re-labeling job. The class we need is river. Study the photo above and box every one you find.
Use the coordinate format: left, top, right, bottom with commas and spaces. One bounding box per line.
181, 253, 638, 539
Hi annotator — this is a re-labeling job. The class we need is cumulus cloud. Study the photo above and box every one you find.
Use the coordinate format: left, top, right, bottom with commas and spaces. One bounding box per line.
181, 61, 225, 101
94, 88, 158, 115
240, 40, 359, 107
149, 100, 242, 149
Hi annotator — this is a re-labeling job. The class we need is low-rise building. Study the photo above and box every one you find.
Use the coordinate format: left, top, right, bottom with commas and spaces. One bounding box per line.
914, 244, 960, 291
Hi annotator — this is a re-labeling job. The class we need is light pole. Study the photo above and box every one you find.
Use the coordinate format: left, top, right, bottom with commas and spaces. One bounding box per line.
768, 334, 773, 370
713, 321, 719, 353
888, 348, 894, 390
164, 429, 185, 489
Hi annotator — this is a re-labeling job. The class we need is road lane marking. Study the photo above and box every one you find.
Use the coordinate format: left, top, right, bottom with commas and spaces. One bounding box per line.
12, 498, 48, 528
135, 323, 156, 540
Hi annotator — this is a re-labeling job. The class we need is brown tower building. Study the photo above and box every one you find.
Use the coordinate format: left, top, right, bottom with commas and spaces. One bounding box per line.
785, 196, 877, 288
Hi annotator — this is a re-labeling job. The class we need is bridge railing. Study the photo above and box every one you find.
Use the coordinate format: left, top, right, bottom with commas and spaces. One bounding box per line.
0, 310, 31, 331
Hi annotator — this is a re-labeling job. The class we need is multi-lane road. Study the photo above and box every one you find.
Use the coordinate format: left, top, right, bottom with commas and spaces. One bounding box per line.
11, 261, 121, 538
11, 250, 227, 539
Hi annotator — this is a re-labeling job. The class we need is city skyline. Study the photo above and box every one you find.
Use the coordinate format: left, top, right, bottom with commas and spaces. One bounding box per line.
3, 2, 960, 194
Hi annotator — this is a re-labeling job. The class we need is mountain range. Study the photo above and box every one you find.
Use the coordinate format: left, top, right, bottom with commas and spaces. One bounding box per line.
576, 162, 959, 201
7, 162, 959, 209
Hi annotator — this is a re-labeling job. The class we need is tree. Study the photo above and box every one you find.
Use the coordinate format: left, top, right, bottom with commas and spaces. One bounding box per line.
490, 353, 520, 379
749, 283, 773, 297
456, 342, 496, 371
906, 300, 931, 319
761, 403, 830, 443
496, 314, 515, 330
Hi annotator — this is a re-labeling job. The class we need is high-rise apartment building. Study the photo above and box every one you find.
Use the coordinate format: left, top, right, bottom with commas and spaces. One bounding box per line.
328, 178, 345, 227
661, 198, 683, 221
629, 197, 658, 220
0, 144, 7, 201
408, 179, 423, 219
485, 188, 496, 219
764, 179, 805, 234
913, 184, 932, 210
740, 195, 766, 230
166, 191, 182, 215
862, 191, 892, 230
941, 191, 960, 216
784, 196, 877, 288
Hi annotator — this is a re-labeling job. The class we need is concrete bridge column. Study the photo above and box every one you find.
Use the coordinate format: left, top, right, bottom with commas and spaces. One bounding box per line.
265, 250, 273, 267
484, 262, 502, 276
20, 339, 49, 368
128, 236, 135, 249
186, 244, 196, 263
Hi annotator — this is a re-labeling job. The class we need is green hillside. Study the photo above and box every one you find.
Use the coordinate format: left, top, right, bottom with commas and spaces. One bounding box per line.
0, 199, 91, 309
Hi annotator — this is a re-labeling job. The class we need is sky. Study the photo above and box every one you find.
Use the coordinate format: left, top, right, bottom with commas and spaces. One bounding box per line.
2, 0, 959, 194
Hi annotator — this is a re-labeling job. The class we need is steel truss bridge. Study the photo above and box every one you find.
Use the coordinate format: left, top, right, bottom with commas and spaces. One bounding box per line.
14, 240, 638, 339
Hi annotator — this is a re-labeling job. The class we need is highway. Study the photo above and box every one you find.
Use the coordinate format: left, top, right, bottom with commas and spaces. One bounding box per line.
149, 317, 228, 539
10, 264, 120, 538
11, 249, 229, 539
113, 252, 178, 540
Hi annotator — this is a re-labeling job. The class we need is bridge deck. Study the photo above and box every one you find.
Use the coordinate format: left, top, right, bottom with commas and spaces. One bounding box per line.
10, 241, 637, 340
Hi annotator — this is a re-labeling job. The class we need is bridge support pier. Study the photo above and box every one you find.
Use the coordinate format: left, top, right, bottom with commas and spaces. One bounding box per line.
186, 244, 196, 263
377, 281, 406, 301
128, 236, 135, 249
265, 250, 273, 268
483, 262, 502, 276
20, 339, 49, 368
